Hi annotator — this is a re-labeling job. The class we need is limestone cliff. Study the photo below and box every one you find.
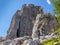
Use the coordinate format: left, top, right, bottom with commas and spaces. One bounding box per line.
6, 4, 58, 40
32, 13, 58, 39
7, 4, 43, 39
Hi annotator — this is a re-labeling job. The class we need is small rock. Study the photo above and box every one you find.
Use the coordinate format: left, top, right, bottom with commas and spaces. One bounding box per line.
1, 40, 11, 45
54, 42, 60, 45
23, 39, 42, 45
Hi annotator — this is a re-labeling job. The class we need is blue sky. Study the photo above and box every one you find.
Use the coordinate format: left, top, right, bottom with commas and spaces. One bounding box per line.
0, 0, 53, 37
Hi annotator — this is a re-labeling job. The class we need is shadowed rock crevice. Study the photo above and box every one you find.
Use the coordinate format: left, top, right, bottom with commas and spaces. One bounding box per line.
17, 21, 20, 37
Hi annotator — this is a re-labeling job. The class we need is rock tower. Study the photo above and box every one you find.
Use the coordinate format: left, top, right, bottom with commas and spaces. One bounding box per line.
6, 4, 58, 39
7, 4, 43, 39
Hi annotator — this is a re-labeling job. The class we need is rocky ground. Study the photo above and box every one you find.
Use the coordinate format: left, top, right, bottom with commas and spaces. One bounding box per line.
0, 33, 60, 45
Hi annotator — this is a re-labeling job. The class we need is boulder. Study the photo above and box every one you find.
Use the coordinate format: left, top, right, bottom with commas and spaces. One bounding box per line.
23, 39, 42, 45
0, 40, 11, 45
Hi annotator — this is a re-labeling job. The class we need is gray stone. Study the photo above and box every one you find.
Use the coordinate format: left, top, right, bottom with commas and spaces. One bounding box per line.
32, 13, 58, 39
0, 40, 11, 45
6, 4, 58, 40
23, 39, 40, 45
7, 4, 43, 39
32, 14, 42, 39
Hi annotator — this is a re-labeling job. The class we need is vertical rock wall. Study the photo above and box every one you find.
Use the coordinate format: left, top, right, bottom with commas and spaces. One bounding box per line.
7, 4, 42, 39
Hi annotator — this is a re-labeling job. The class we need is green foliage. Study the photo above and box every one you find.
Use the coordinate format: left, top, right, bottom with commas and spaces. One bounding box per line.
51, 0, 60, 26
45, 13, 51, 18
53, 38, 58, 42
37, 11, 40, 14
56, 16, 60, 26
41, 1, 60, 45
51, 0, 60, 15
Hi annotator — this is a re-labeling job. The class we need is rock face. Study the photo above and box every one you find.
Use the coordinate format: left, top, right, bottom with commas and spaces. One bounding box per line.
32, 13, 58, 39
6, 4, 58, 40
7, 4, 43, 39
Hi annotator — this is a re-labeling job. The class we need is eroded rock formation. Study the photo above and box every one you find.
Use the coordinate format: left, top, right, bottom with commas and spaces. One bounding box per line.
6, 4, 58, 40
0, 4, 59, 45
32, 13, 58, 39
7, 4, 43, 39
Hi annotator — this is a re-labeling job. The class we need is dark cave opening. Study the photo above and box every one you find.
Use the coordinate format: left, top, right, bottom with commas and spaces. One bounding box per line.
17, 29, 20, 37
17, 21, 20, 37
